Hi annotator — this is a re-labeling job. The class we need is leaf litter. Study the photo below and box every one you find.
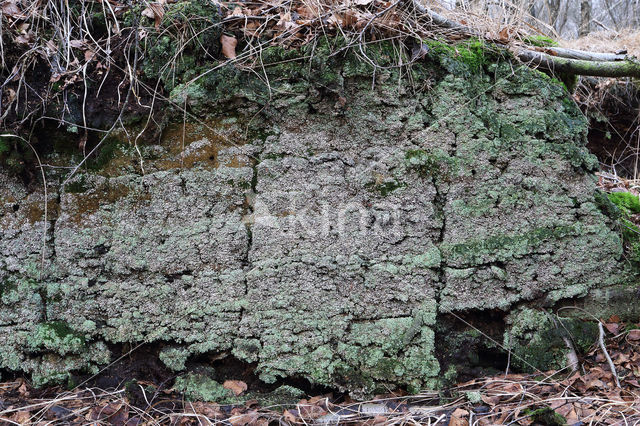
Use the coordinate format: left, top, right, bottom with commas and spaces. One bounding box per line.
1, 316, 640, 424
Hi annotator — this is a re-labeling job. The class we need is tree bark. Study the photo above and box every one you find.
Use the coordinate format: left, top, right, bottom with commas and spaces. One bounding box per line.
579, 0, 591, 36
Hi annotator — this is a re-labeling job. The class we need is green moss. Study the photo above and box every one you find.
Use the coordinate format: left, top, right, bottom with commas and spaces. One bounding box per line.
607, 192, 640, 264
506, 309, 598, 372
524, 407, 566, 425
608, 192, 640, 214
245, 385, 306, 408
141, 1, 221, 91
465, 391, 482, 404
523, 35, 559, 47
0, 136, 10, 155
87, 137, 125, 170
423, 38, 498, 75
31, 371, 73, 388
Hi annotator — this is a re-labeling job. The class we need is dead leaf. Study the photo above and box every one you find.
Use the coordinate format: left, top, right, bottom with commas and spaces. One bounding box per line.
223, 380, 247, 396
220, 34, 237, 59
188, 401, 222, 418
18, 380, 29, 397
297, 401, 326, 419
45, 39, 57, 53
1, 0, 21, 17
605, 322, 619, 334
84, 49, 96, 62
228, 409, 259, 426
627, 329, 640, 341
88, 402, 129, 426
4, 87, 16, 104
15, 31, 34, 45
480, 394, 500, 406
449, 407, 469, 426
69, 39, 85, 48
497, 26, 514, 43
10, 410, 32, 424
142, 2, 164, 28
283, 409, 299, 424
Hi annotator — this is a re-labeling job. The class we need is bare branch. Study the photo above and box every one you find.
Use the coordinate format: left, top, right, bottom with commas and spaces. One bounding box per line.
517, 48, 640, 78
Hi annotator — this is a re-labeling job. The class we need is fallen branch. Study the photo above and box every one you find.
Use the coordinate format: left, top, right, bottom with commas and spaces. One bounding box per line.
407, 0, 640, 79
598, 321, 621, 388
540, 46, 626, 62
517, 49, 640, 78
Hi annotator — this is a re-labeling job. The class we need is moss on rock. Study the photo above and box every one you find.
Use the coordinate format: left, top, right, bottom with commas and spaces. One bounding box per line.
0, 34, 631, 393
505, 308, 598, 372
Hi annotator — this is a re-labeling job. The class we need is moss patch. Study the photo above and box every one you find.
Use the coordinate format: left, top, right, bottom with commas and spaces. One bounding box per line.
506, 308, 598, 372
607, 192, 640, 264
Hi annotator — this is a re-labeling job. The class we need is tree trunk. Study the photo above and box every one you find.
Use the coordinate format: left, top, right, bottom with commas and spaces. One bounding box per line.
580, 0, 591, 36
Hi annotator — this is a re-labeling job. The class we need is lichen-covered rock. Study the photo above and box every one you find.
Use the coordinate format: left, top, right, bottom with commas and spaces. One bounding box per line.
0, 40, 630, 394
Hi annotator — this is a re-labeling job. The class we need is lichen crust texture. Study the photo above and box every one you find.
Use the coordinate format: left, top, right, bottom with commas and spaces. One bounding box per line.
0, 40, 627, 393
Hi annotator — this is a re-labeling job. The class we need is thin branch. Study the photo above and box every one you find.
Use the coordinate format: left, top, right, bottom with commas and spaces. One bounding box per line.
598, 321, 621, 388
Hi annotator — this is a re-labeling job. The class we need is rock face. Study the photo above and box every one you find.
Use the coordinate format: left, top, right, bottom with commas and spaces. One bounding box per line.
0, 42, 629, 392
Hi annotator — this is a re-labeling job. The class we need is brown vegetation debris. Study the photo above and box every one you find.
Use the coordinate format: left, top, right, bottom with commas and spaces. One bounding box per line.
3, 319, 640, 424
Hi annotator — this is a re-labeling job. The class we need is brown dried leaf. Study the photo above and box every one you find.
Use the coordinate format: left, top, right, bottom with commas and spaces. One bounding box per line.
15, 31, 34, 45
69, 39, 85, 48
497, 26, 514, 43
480, 394, 500, 406
228, 410, 260, 426
295, 5, 315, 20
1, 0, 21, 17
84, 49, 96, 62
449, 407, 469, 426
10, 410, 32, 424
283, 409, 299, 424
88, 402, 129, 426
18, 380, 29, 397
605, 322, 619, 334
45, 39, 57, 53
188, 401, 222, 418
220, 34, 237, 59
297, 402, 327, 419
4, 87, 16, 104
627, 329, 640, 341
142, 2, 164, 28
223, 380, 247, 396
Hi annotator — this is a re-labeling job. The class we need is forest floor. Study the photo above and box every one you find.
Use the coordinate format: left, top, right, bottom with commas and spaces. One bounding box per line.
1, 317, 639, 425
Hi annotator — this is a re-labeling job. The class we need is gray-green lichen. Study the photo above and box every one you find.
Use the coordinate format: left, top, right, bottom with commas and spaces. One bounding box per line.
173, 372, 234, 402
0, 37, 630, 393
